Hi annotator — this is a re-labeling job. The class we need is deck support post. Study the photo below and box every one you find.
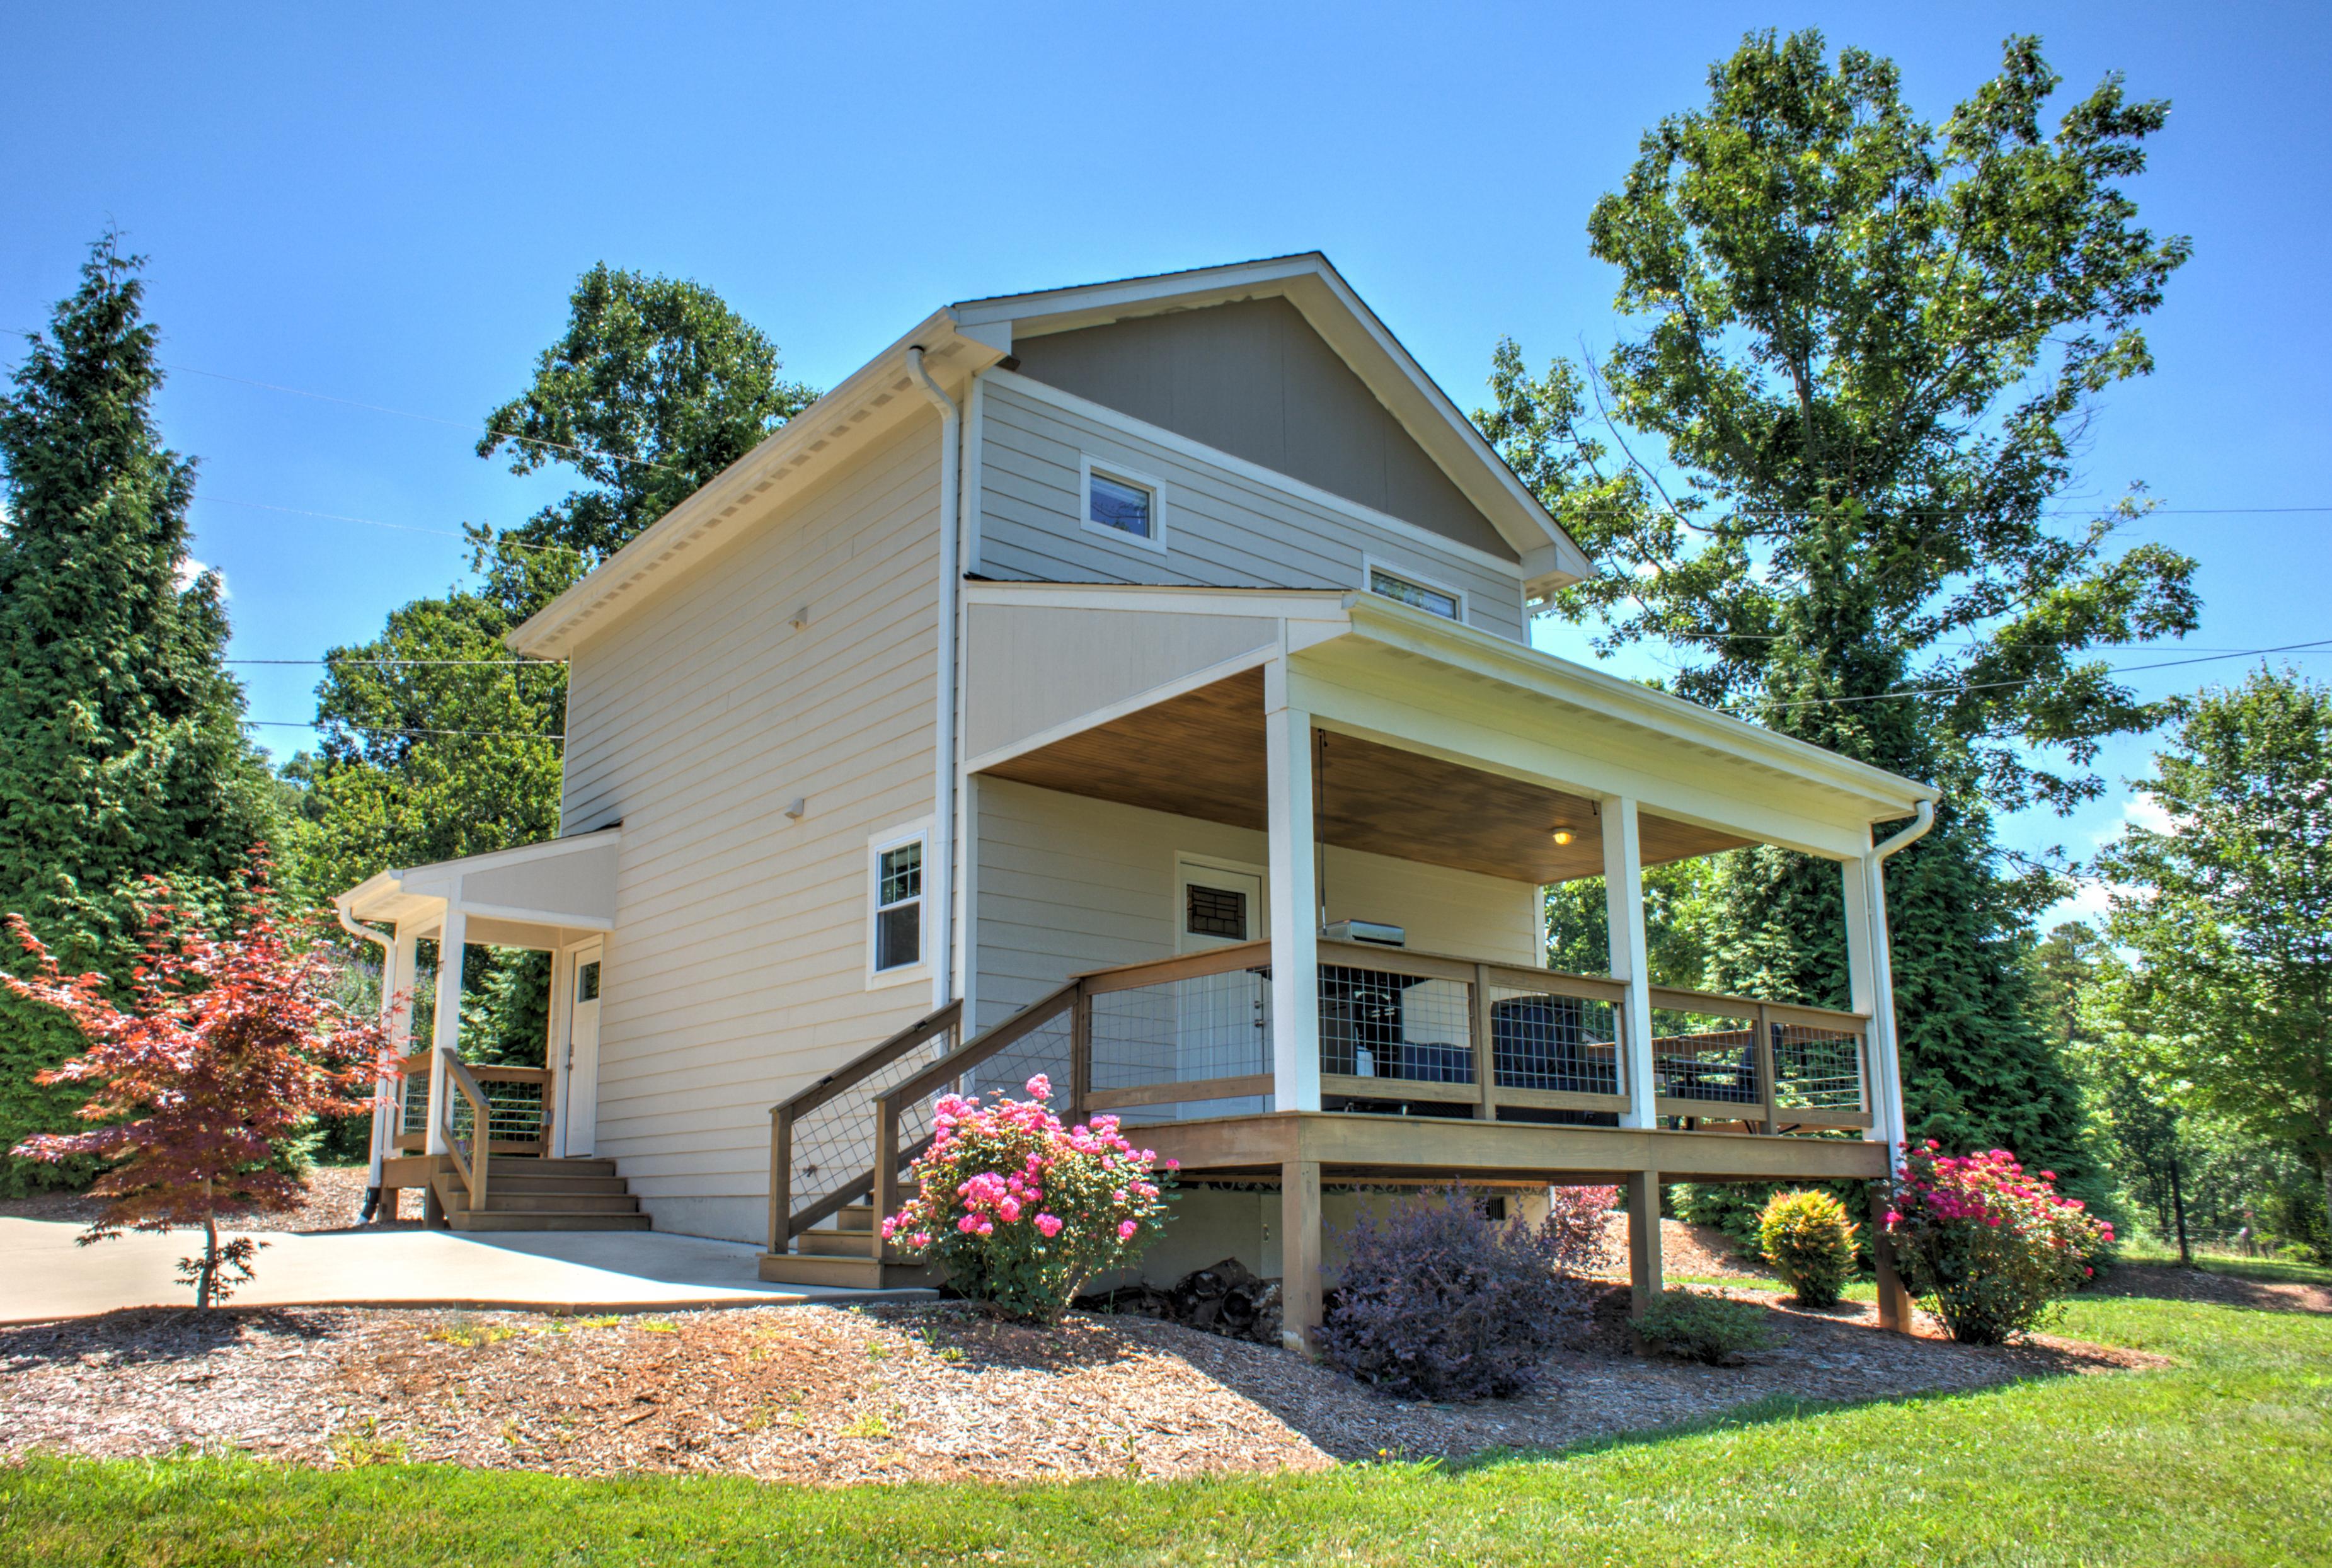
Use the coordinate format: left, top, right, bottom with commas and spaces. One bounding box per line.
1264, 668, 1321, 1113
1871, 1224, 1914, 1333
423, 899, 466, 1165
1603, 796, 1658, 1129
1626, 1168, 1663, 1320
1280, 1159, 1324, 1356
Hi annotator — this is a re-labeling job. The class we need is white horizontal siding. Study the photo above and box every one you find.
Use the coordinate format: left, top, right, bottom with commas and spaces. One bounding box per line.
975, 379, 1527, 643
555, 415, 947, 1244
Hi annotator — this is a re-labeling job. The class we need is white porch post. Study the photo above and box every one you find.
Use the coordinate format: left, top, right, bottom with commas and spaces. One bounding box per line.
1603, 796, 1658, 1129
1265, 668, 1321, 1113
424, 898, 466, 1156
1846, 852, 1910, 1159
369, 924, 420, 1183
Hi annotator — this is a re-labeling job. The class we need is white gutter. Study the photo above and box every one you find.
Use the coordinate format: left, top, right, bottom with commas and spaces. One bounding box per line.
333, 901, 396, 1209
1863, 800, 1936, 1157
906, 347, 960, 1010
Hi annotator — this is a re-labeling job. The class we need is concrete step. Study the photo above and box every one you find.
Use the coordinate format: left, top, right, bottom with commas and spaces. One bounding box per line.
448, 1210, 653, 1232
757, 1252, 934, 1290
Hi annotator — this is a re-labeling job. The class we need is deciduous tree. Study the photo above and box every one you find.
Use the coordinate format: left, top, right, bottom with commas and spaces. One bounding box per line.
5, 855, 391, 1307
1482, 31, 2197, 1193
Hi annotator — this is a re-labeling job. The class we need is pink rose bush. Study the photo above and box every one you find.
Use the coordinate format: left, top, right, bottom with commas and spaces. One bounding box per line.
1885, 1141, 2114, 1344
883, 1074, 1175, 1322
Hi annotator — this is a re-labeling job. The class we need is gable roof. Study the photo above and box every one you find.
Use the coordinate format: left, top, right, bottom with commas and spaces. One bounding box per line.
508, 254, 1592, 660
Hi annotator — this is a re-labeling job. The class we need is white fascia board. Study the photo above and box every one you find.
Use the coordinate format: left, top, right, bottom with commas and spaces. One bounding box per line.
987, 369, 1524, 581
955, 255, 1592, 586
507, 311, 1000, 659
1336, 592, 1940, 818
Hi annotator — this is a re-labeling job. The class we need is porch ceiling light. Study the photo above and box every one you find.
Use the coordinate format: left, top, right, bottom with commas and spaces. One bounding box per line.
1551, 828, 1575, 847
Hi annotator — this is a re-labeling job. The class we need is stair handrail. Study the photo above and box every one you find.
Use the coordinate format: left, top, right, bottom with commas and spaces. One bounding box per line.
868, 980, 1083, 1253
766, 1000, 962, 1253
439, 1053, 495, 1215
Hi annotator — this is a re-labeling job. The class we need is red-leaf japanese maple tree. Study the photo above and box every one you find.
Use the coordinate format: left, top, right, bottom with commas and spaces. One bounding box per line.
4, 852, 394, 1307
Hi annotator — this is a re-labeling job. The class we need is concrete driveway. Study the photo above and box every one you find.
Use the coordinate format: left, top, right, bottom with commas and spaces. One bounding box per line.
0, 1218, 932, 1324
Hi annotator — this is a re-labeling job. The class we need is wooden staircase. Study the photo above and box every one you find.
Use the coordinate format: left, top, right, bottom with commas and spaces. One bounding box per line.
427, 1156, 652, 1232
757, 1203, 934, 1289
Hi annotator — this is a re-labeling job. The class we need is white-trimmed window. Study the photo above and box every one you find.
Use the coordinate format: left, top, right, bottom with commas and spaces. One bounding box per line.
1365, 556, 1465, 622
867, 827, 928, 979
1080, 457, 1167, 552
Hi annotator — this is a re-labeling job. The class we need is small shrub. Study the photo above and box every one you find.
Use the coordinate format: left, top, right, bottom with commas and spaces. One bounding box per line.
1759, 1188, 1858, 1306
884, 1075, 1175, 1323
1316, 1184, 1607, 1402
1634, 1289, 1776, 1363
1886, 1142, 2114, 1344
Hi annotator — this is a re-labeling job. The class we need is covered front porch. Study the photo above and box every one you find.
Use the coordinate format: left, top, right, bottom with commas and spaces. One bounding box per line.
764, 584, 1938, 1345
335, 829, 627, 1230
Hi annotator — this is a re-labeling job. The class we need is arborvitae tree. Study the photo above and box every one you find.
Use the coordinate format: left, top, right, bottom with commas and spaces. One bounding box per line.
1483, 33, 2198, 1201
0, 236, 280, 1191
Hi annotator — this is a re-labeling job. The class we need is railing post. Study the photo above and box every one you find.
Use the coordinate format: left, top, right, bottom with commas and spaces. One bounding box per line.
1471, 964, 1496, 1121
870, 1090, 900, 1262
1069, 982, 1091, 1127
1753, 1004, 1778, 1135
767, 1105, 794, 1254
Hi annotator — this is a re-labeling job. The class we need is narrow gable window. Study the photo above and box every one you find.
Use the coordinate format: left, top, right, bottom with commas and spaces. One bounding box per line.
1081, 459, 1166, 552
873, 838, 922, 972
1368, 563, 1462, 622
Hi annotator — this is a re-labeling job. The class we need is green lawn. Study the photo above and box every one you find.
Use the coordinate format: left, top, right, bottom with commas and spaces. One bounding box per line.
4, 1294, 2326, 1567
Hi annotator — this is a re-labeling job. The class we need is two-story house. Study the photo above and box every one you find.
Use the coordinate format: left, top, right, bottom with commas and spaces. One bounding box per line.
336, 255, 1938, 1348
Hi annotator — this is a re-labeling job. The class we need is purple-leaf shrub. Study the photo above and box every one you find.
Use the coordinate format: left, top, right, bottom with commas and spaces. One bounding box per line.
1318, 1185, 1609, 1402
884, 1075, 1175, 1323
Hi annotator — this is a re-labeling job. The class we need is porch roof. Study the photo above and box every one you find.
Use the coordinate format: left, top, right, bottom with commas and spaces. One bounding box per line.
963, 582, 1938, 873
335, 828, 621, 949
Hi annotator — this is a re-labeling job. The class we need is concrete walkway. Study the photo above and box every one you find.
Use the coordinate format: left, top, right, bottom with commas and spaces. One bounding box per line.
0, 1218, 934, 1324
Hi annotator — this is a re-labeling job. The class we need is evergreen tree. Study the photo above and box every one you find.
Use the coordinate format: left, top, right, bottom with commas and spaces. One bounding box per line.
1482, 33, 2198, 1198
0, 236, 280, 1191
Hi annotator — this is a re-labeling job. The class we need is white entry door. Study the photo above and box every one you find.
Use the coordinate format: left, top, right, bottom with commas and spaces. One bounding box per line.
560, 941, 604, 1158
1173, 859, 1268, 1101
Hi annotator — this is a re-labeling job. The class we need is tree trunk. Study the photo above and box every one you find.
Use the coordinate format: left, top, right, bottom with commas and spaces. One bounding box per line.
198, 1179, 216, 1311
2170, 1157, 2190, 1268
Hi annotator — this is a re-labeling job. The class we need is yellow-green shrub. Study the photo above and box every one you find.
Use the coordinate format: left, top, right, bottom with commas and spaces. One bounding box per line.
1758, 1188, 1858, 1306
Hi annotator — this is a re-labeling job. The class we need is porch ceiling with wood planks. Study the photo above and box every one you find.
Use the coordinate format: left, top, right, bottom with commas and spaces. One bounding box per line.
979, 668, 1748, 883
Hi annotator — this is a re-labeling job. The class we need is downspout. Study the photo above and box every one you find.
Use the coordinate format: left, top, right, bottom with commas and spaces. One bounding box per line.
1864, 800, 1935, 1157
906, 346, 960, 1012
334, 901, 395, 1221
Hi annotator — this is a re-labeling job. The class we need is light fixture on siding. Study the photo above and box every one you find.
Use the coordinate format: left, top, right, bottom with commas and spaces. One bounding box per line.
784, 798, 807, 820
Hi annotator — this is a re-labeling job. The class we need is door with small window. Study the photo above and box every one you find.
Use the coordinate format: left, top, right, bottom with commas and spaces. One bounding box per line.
560, 941, 604, 1158
1171, 859, 1270, 1107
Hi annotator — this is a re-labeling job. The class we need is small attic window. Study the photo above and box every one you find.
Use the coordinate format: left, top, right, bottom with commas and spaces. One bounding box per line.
1367, 560, 1464, 622
1081, 458, 1166, 552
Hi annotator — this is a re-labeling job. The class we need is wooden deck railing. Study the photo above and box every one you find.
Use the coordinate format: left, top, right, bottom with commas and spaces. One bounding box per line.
765, 941, 1873, 1257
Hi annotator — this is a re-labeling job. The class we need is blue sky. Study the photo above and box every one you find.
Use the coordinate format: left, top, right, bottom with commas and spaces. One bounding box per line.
6, 2, 2327, 927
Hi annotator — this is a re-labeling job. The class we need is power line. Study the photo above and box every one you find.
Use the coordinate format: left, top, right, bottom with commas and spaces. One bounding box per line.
228, 656, 565, 668
198, 497, 585, 557
1767, 636, 2332, 710
245, 719, 564, 741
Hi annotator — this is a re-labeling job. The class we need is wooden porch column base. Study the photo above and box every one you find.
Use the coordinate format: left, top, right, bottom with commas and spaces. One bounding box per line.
422, 1182, 447, 1230
1280, 1159, 1323, 1358
1626, 1169, 1663, 1320
1872, 1224, 1914, 1334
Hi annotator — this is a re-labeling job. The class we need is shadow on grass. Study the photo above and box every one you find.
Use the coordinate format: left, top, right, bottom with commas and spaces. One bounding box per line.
2087, 1261, 2331, 1315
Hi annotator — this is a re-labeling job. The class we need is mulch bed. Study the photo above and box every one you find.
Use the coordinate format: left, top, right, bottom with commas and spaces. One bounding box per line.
0, 1165, 407, 1233
0, 1286, 2163, 1485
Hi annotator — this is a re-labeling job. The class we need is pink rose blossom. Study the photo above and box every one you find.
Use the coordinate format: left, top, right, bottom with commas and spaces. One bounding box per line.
1035, 1213, 1064, 1238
